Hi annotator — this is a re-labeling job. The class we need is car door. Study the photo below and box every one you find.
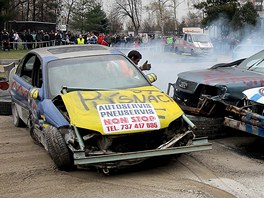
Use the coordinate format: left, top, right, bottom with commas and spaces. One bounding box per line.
187, 34, 193, 54
28, 57, 43, 123
10, 54, 37, 124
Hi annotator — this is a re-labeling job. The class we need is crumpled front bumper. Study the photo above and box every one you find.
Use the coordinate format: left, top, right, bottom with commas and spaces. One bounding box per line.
72, 135, 211, 166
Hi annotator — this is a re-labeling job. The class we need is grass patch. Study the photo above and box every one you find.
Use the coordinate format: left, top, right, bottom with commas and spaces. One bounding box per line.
0, 49, 28, 59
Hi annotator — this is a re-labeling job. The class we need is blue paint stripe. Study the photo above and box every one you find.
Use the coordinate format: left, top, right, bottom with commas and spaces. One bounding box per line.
246, 123, 253, 134
250, 93, 262, 101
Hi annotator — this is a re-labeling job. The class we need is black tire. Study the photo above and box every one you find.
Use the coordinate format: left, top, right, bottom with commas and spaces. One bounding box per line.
190, 49, 195, 56
28, 112, 40, 144
0, 100, 12, 115
11, 103, 25, 127
45, 126, 75, 171
186, 115, 227, 139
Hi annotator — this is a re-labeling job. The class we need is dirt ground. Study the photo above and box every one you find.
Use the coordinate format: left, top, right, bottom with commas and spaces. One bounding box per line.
0, 115, 264, 198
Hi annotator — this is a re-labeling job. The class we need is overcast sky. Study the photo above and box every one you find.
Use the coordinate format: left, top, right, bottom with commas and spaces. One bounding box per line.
102, 0, 190, 22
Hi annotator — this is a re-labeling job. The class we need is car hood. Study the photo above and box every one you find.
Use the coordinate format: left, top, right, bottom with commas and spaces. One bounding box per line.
178, 67, 264, 99
61, 86, 183, 135
179, 67, 264, 85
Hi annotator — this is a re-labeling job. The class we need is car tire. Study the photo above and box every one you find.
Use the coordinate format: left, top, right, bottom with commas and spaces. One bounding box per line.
45, 125, 75, 171
11, 103, 25, 127
28, 112, 40, 144
190, 49, 195, 56
186, 115, 227, 139
0, 100, 12, 115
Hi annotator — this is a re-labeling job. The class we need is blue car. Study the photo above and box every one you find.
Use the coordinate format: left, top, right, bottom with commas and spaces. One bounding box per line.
9, 44, 211, 172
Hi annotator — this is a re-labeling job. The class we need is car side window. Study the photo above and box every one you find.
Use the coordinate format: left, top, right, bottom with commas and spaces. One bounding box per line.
20, 55, 36, 84
32, 58, 42, 88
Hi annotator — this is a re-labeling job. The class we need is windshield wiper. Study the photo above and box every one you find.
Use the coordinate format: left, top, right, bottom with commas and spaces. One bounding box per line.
61, 86, 113, 94
247, 59, 264, 71
210, 58, 245, 69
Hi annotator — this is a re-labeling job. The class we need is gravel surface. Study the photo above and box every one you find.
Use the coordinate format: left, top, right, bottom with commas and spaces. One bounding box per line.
1, 115, 264, 198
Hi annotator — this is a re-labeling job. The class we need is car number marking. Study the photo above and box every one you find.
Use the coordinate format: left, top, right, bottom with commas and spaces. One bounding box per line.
77, 90, 172, 111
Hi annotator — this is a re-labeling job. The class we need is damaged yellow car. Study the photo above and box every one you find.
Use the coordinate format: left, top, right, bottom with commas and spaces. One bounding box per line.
9, 45, 211, 172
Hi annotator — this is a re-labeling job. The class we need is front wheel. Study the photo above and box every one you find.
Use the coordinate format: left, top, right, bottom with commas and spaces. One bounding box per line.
45, 126, 75, 171
190, 49, 196, 56
0, 96, 11, 115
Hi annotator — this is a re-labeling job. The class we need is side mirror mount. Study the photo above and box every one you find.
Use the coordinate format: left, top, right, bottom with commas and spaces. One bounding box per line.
29, 88, 40, 100
146, 73, 157, 83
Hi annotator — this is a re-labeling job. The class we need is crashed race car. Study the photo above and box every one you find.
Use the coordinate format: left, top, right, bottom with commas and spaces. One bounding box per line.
225, 87, 264, 138
169, 50, 264, 138
8, 45, 211, 172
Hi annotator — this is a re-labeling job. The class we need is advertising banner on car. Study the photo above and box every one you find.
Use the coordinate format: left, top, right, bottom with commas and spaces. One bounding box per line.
97, 103, 160, 133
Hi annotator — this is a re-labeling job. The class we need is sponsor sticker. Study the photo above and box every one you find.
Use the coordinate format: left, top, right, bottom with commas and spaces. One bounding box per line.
97, 103, 160, 133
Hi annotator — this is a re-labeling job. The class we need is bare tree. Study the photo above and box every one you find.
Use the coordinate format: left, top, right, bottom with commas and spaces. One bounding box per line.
107, 7, 124, 34
141, 14, 157, 32
168, 0, 186, 33
183, 11, 202, 27
145, 0, 170, 35
113, 0, 142, 36
60, 0, 79, 30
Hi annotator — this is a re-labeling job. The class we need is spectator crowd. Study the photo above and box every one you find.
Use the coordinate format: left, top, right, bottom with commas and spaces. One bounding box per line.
0, 29, 164, 51
0, 28, 240, 54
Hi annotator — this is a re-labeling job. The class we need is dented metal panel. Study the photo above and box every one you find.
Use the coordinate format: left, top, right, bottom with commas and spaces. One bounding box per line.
73, 138, 212, 165
224, 117, 264, 138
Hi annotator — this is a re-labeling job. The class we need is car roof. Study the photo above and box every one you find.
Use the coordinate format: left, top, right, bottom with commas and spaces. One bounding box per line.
29, 44, 122, 59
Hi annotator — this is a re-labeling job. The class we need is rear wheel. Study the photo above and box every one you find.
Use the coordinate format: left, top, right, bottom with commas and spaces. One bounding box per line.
11, 103, 25, 127
45, 126, 75, 171
0, 101, 11, 115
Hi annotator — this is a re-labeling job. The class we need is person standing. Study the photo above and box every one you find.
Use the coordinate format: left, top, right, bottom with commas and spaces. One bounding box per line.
21, 30, 27, 50
97, 33, 104, 44
141, 33, 149, 47
104, 34, 111, 47
55, 30, 62, 46
13, 31, 20, 50
31, 30, 37, 48
77, 34, 85, 44
43, 32, 50, 47
26, 30, 33, 49
89, 32, 97, 44
2, 29, 10, 51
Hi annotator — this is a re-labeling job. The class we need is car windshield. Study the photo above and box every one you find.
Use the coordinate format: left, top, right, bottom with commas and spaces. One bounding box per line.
192, 34, 210, 42
237, 50, 264, 72
47, 54, 149, 98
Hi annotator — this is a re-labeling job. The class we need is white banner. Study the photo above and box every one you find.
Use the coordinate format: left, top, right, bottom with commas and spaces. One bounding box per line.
97, 103, 160, 133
